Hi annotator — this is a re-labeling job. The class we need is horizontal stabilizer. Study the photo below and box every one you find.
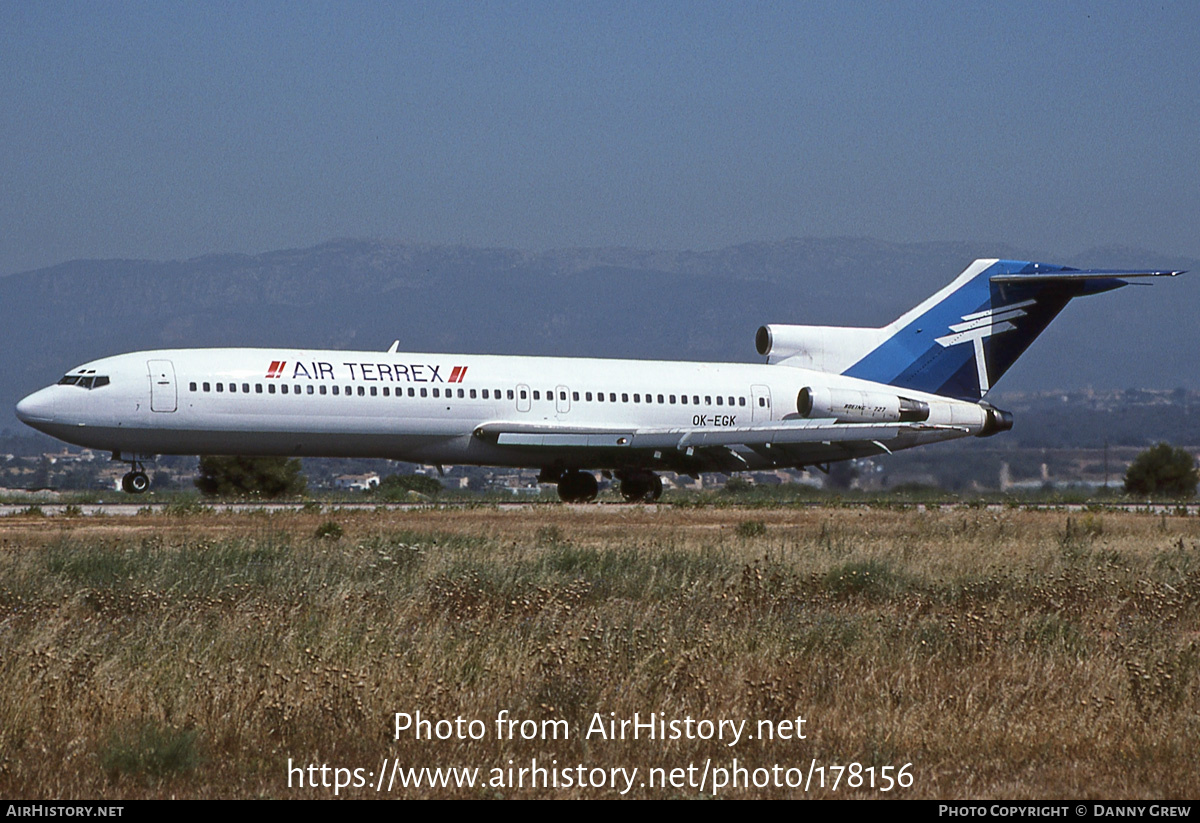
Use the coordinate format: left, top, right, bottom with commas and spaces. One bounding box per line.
991, 268, 1184, 283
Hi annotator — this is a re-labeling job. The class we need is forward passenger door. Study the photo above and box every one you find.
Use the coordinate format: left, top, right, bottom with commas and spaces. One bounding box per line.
148, 360, 177, 413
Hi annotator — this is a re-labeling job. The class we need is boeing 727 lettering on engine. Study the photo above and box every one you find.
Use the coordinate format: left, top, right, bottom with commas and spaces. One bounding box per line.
15, 259, 1182, 500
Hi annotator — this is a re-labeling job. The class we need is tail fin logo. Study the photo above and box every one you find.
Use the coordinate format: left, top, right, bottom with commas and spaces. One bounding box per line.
934, 299, 1036, 393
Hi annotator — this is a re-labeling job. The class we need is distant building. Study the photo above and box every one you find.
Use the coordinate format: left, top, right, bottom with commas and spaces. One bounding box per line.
333, 473, 380, 491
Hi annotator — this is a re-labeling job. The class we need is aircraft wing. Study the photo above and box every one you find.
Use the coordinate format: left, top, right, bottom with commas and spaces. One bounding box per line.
473, 419, 968, 473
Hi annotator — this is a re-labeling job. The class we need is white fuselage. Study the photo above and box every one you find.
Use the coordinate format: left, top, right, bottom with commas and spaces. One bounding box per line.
15, 347, 988, 472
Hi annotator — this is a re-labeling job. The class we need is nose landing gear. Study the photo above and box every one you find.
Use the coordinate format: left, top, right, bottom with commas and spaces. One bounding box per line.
114, 453, 152, 494
121, 470, 150, 494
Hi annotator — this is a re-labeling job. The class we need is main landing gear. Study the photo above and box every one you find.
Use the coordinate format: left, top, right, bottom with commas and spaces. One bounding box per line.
114, 454, 151, 494
543, 469, 599, 503
616, 469, 663, 503
540, 468, 663, 503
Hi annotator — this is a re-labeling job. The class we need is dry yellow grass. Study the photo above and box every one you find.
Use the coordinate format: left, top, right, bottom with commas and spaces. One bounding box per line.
0, 504, 1196, 798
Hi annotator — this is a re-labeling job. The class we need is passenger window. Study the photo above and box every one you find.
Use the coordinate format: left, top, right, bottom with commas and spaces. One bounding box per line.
358, 386, 366, 396
609, 393, 616, 402
458, 388, 464, 398
572, 391, 579, 401
216, 383, 224, 393
320, 385, 328, 395
256, 384, 262, 393
230, 383, 237, 393
382, 387, 389, 397
420, 388, 427, 397
680, 395, 688, 405
560, 391, 567, 400
509, 389, 516, 400
728, 397, 735, 406
586, 392, 593, 401
658, 394, 664, 404
190, 382, 197, 392
281, 384, 288, 394
409, 388, 416, 397
242, 383, 250, 393
332, 385, 339, 396
481, 389, 488, 399
469, 389, 476, 399
308, 385, 315, 395
597, 392, 604, 402
622, 393, 629, 403
633, 394, 640, 403
370, 387, 377, 396
705, 396, 712, 405
268, 384, 275, 394
533, 391, 540, 400
716, 396, 722, 405
670, 395, 676, 404
693, 396, 700, 405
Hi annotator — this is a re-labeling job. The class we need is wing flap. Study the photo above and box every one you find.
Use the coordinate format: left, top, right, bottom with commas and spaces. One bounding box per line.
496, 431, 633, 448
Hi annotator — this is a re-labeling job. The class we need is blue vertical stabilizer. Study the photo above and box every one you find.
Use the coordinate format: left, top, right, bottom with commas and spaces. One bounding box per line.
841, 259, 1182, 400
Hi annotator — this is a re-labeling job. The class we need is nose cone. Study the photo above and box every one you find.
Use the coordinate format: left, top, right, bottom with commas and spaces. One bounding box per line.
15, 387, 58, 427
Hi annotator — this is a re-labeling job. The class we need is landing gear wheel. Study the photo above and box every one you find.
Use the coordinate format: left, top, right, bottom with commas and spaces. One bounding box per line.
122, 471, 150, 494
619, 471, 662, 503
647, 474, 663, 502
620, 478, 646, 502
556, 471, 599, 503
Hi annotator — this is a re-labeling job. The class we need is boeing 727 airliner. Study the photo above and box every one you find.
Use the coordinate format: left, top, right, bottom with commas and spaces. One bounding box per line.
15, 258, 1182, 500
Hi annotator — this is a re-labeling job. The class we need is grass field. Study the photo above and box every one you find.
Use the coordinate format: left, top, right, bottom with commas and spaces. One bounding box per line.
1, 504, 1197, 798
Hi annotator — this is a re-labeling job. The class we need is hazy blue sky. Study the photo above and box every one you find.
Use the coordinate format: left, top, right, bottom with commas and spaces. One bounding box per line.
3, 1, 1198, 275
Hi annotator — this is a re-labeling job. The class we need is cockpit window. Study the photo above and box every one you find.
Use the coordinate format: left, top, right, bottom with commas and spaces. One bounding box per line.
58, 374, 110, 390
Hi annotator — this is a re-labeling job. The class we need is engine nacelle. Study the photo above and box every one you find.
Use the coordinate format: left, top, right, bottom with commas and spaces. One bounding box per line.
755, 324, 886, 372
978, 406, 1014, 437
797, 386, 930, 424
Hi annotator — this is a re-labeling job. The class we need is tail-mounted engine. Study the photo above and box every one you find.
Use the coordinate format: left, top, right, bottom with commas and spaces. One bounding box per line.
797, 386, 930, 424
978, 405, 1014, 437
797, 385, 1014, 437
755, 324, 885, 372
